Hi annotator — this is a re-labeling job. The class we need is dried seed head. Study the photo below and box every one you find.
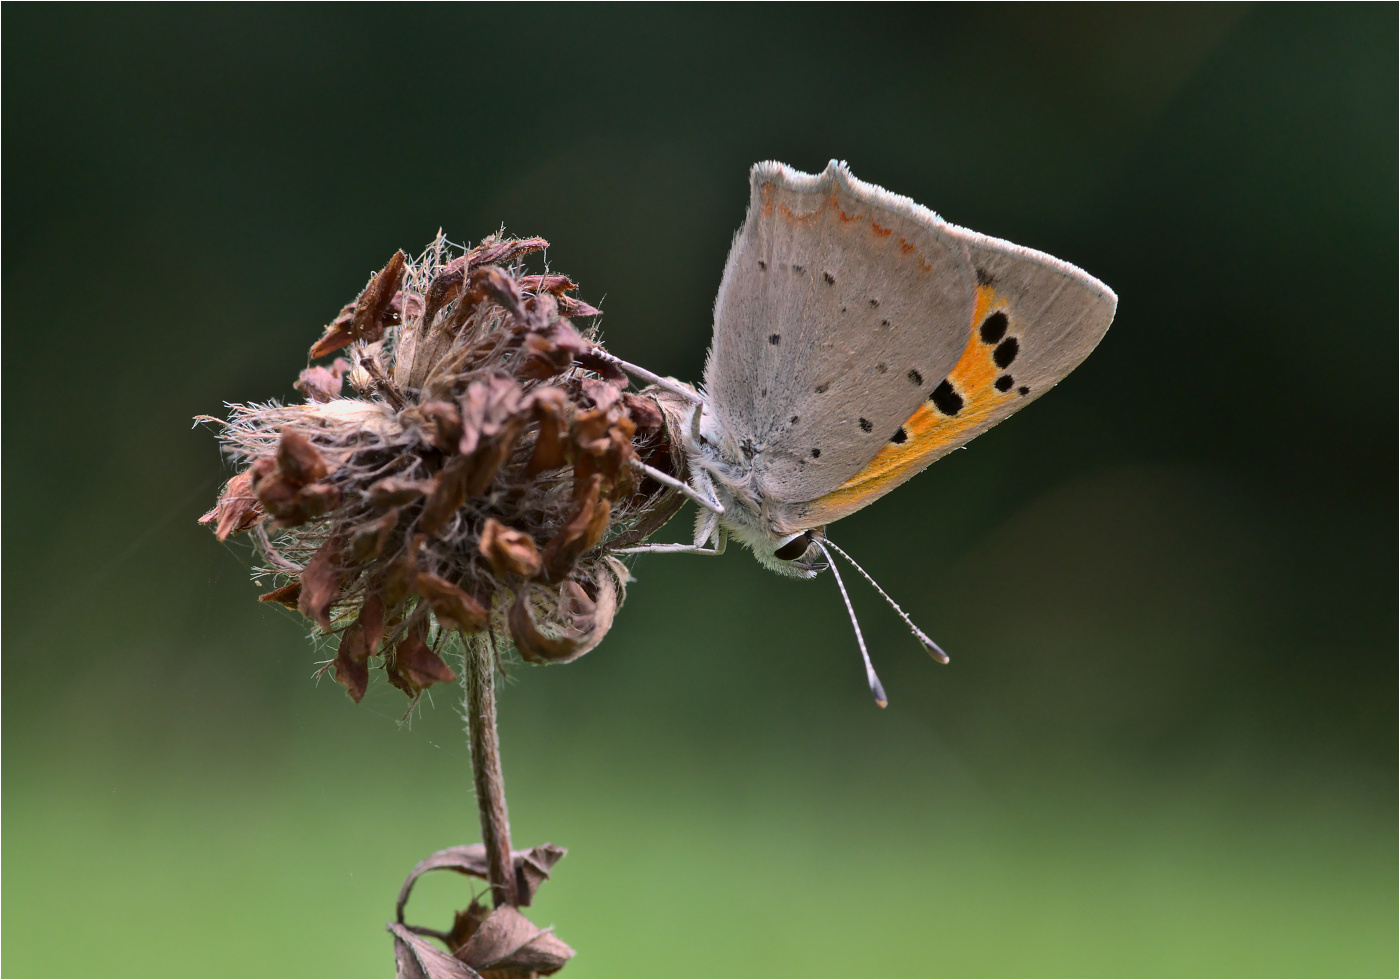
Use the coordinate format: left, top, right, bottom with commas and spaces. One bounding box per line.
201, 234, 686, 702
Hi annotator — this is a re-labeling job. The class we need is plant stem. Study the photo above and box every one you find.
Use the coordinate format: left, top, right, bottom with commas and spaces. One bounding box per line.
463, 632, 518, 908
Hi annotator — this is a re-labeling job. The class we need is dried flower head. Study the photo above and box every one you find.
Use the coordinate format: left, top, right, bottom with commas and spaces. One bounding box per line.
200, 234, 686, 702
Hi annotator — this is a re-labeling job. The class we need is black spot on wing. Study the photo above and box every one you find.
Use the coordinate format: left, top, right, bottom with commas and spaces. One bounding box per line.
979, 311, 1008, 344
792, 264, 805, 274
790, 415, 800, 424
875, 363, 888, 374
869, 298, 880, 308
814, 383, 829, 394
757, 260, 767, 270
994, 374, 1014, 392
859, 418, 873, 433
880, 319, 890, 327
1018, 386, 1030, 396
907, 369, 923, 386
768, 333, 780, 345
822, 271, 835, 285
930, 380, 963, 416
976, 268, 995, 286
890, 427, 908, 444
810, 448, 821, 459
993, 337, 1019, 368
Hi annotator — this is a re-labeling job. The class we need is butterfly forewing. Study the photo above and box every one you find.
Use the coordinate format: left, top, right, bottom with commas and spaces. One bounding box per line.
704, 161, 976, 504
703, 159, 1117, 535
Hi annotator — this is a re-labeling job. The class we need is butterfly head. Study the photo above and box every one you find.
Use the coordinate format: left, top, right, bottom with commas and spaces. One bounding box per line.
763, 528, 829, 578
649, 384, 829, 579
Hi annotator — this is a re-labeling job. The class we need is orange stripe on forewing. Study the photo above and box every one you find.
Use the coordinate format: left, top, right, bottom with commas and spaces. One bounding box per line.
811, 285, 1015, 516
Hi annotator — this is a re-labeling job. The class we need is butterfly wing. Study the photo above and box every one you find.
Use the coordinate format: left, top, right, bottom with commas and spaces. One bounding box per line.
703, 160, 1116, 534
703, 161, 977, 504
792, 218, 1118, 529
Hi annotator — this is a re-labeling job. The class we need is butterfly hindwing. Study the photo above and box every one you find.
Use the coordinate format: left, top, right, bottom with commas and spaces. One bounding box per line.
795, 231, 1117, 528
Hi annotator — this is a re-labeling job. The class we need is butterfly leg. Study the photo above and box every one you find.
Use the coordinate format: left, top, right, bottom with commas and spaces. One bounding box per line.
611, 538, 725, 557
612, 517, 727, 558
628, 458, 724, 515
584, 348, 703, 403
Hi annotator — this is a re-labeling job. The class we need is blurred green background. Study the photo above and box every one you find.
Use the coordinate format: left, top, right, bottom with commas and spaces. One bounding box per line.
4, 5, 1395, 977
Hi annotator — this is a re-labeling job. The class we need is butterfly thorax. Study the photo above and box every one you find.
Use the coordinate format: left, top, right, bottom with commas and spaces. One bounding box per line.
652, 386, 825, 579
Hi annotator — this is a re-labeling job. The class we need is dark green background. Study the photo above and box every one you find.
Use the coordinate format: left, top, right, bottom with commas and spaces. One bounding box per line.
4, 4, 1395, 976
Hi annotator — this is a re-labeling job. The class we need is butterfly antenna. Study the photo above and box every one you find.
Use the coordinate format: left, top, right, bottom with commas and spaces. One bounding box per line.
813, 539, 888, 708
821, 537, 950, 664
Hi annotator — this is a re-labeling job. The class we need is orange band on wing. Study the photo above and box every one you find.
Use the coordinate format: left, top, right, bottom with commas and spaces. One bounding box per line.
813, 285, 1016, 515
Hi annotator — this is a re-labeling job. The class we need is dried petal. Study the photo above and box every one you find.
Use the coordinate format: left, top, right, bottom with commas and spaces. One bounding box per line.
446, 899, 491, 956
580, 377, 621, 412
298, 537, 342, 629
333, 624, 370, 702
395, 843, 567, 915
387, 620, 457, 696
621, 392, 664, 432
199, 469, 264, 541
460, 416, 526, 499
518, 319, 591, 381
508, 571, 620, 665
382, 538, 424, 608
420, 456, 471, 536
357, 591, 386, 655
310, 251, 408, 358
369, 478, 432, 509
295, 358, 350, 403
414, 401, 462, 452
540, 474, 609, 583
525, 387, 570, 475
257, 580, 301, 609
457, 375, 524, 456
455, 904, 574, 975
389, 922, 480, 980
277, 431, 331, 486
479, 518, 542, 579
517, 274, 577, 296
462, 266, 525, 325
392, 288, 425, 322
308, 301, 355, 362
570, 408, 612, 455
420, 270, 465, 336
349, 508, 400, 561
416, 572, 489, 633
294, 481, 341, 518
572, 412, 638, 500
462, 235, 548, 271
573, 347, 629, 386
555, 293, 602, 318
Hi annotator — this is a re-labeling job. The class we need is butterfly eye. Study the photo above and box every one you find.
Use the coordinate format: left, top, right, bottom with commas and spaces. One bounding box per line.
774, 531, 812, 562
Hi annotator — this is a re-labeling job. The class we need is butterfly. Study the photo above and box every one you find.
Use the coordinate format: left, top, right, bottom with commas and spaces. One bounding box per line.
603, 160, 1117, 704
